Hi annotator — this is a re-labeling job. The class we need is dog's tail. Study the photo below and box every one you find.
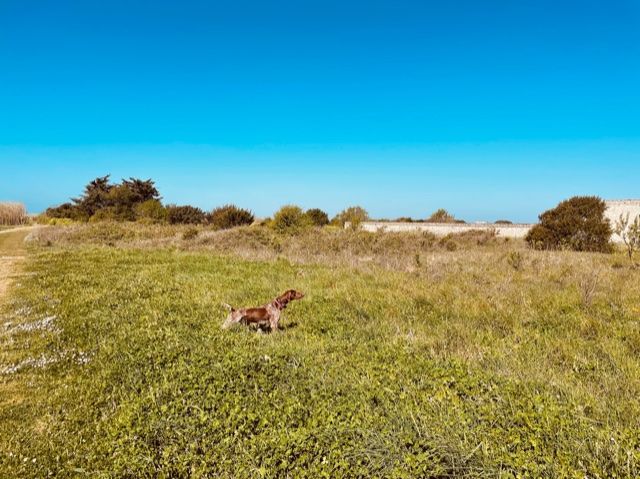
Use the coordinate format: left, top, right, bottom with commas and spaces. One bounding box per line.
222, 302, 235, 312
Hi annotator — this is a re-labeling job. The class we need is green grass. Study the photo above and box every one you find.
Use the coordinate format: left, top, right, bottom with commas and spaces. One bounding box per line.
1, 231, 640, 477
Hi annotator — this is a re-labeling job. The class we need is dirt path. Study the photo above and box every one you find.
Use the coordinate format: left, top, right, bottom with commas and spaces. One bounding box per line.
0, 226, 36, 301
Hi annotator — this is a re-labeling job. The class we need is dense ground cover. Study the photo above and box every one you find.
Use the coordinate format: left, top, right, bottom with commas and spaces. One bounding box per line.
1, 224, 639, 477
32, 222, 511, 272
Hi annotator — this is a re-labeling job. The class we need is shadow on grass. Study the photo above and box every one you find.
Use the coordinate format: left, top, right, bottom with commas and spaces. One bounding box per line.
278, 321, 299, 331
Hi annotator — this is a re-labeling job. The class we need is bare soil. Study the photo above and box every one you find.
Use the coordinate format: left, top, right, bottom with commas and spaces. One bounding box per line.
0, 227, 34, 300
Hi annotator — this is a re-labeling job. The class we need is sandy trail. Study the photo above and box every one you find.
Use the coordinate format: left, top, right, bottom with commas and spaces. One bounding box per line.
0, 226, 36, 301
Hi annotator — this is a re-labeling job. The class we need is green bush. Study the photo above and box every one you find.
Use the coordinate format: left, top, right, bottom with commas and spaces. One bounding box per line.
45, 202, 87, 221
525, 196, 612, 252
135, 199, 168, 223
104, 184, 138, 221
166, 205, 207, 225
272, 205, 311, 232
332, 206, 369, 230
305, 208, 329, 227
89, 207, 121, 222
209, 204, 254, 230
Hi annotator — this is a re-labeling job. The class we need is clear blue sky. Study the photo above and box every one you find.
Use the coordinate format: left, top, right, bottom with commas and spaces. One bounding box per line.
1, 1, 639, 221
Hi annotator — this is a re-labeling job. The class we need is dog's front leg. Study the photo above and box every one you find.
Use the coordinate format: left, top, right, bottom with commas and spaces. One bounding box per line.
269, 311, 281, 332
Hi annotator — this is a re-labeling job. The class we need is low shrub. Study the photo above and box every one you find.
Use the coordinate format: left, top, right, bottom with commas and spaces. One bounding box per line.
444, 239, 458, 251
426, 208, 456, 223
48, 217, 75, 226
332, 206, 369, 230
614, 213, 640, 262
182, 227, 199, 241
45, 203, 87, 221
526, 196, 612, 252
45, 203, 73, 219
90, 207, 123, 222
135, 199, 167, 224
209, 204, 254, 230
305, 208, 329, 227
166, 205, 207, 225
507, 251, 523, 270
445, 229, 498, 247
272, 205, 311, 232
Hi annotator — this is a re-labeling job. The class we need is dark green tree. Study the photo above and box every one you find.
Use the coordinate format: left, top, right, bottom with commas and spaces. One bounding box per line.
72, 175, 113, 217
121, 178, 161, 204
526, 196, 612, 252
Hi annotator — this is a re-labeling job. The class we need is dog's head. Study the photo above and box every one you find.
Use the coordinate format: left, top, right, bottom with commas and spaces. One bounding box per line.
276, 289, 304, 308
286, 289, 305, 301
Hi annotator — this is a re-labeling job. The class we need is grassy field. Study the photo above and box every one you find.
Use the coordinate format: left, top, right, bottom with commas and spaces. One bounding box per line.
1, 224, 639, 477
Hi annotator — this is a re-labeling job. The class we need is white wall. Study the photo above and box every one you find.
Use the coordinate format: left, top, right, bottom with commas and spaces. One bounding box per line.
605, 200, 640, 243
359, 222, 533, 238
357, 200, 640, 244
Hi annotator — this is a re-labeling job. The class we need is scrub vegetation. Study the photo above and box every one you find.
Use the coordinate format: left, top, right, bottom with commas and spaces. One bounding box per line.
1, 221, 639, 478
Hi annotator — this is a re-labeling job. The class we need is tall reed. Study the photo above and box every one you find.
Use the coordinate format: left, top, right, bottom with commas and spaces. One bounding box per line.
0, 202, 28, 226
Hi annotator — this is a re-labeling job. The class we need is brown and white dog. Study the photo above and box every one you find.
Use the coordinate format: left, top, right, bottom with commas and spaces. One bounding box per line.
222, 290, 304, 331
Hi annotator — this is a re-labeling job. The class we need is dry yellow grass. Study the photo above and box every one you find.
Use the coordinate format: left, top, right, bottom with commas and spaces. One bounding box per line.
0, 203, 28, 226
